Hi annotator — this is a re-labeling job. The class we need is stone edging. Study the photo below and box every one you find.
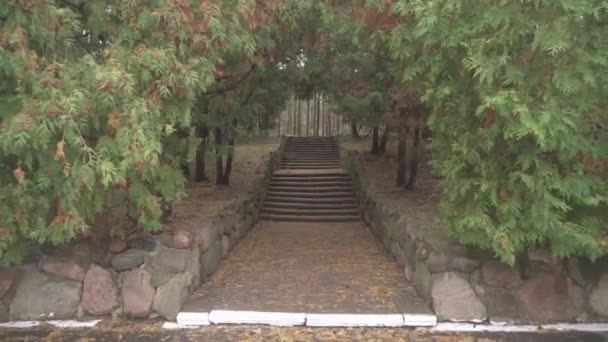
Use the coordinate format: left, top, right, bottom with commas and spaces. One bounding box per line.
340, 148, 608, 324
0, 137, 287, 322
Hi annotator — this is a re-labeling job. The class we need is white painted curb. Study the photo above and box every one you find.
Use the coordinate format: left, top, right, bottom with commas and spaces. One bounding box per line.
47, 320, 101, 328
403, 314, 437, 327
177, 312, 210, 326
0, 321, 40, 329
430, 322, 608, 333
162, 322, 199, 330
209, 310, 306, 326
306, 314, 405, 327
0, 320, 101, 329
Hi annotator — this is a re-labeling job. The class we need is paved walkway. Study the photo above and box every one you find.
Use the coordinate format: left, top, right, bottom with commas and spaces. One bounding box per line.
183, 221, 430, 314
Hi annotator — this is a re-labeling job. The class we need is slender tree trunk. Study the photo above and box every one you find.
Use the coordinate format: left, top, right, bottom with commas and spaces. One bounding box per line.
175, 127, 191, 178
214, 127, 224, 185
222, 119, 237, 185
306, 99, 310, 136
195, 125, 209, 182
324, 100, 329, 136
277, 110, 281, 136
315, 93, 321, 136
293, 97, 298, 135
396, 114, 407, 186
406, 118, 421, 190
351, 120, 359, 138
160, 198, 173, 223
371, 126, 380, 154
297, 100, 302, 136
287, 98, 292, 136
379, 126, 389, 154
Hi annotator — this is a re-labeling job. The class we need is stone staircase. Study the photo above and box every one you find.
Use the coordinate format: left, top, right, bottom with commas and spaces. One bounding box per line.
260, 136, 360, 222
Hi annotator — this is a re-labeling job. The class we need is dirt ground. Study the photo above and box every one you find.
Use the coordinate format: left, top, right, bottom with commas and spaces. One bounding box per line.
1, 324, 605, 342
341, 136, 444, 238
167, 137, 279, 229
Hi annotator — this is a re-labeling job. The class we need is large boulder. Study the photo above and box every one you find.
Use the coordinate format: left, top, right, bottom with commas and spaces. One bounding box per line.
481, 261, 522, 289
425, 252, 449, 273
160, 228, 194, 249
185, 246, 201, 289
413, 258, 432, 298
121, 268, 156, 318
109, 239, 128, 254
517, 272, 578, 322
39, 256, 86, 282
71, 242, 92, 261
81, 264, 118, 315
201, 240, 223, 277
10, 271, 81, 320
111, 249, 145, 272
152, 273, 192, 320
448, 256, 481, 273
589, 274, 608, 317
193, 223, 219, 253
431, 272, 487, 322
0, 302, 9, 321
145, 245, 189, 287
221, 235, 231, 258
0, 267, 16, 299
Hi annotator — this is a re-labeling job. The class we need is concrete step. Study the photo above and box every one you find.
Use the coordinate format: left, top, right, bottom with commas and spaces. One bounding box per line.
279, 165, 342, 170
280, 161, 341, 165
266, 191, 354, 199
282, 158, 340, 161
260, 214, 360, 222
263, 201, 358, 210
270, 175, 352, 182
268, 185, 352, 193
269, 181, 352, 187
264, 196, 356, 205
273, 169, 348, 176
282, 153, 340, 157
261, 207, 360, 216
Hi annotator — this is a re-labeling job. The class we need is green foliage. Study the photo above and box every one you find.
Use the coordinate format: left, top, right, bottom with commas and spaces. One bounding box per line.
389, 0, 608, 264
0, 0, 605, 266
0, 0, 256, 263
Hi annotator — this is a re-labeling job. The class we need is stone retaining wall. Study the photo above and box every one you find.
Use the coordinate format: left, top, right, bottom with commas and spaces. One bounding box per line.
341, 149, 608, 324
0, 138, 286, 322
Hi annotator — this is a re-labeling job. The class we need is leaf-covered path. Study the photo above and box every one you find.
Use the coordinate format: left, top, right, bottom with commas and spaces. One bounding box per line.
183, 221, 430, 314
1, 324, 605, 342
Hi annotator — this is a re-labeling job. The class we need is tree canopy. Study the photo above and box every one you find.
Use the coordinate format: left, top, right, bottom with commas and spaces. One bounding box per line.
0, 0, 606, 265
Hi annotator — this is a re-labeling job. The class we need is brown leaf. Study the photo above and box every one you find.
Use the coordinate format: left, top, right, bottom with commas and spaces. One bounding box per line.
13, 165, 25, 184
63, 162, 71, 177
55, 139, 65, 160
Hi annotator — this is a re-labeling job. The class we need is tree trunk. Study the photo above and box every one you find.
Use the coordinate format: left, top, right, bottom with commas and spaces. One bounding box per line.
297, 100, 302, 136
287, 98, 292, 135
195, 125, 209, 182
293, 99, 297, 135
315, 93, 321, 136
306, 99, 310, 136
160, 198, 173, 223
406, 119, 420, 190
222, 119, 237, 185
277, 109, 281, 136
351, 120, 359, 138
379, 126, 389, 154
371, 126, 380, 154
214, 127, 224, 185
396, 115, 407, 187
